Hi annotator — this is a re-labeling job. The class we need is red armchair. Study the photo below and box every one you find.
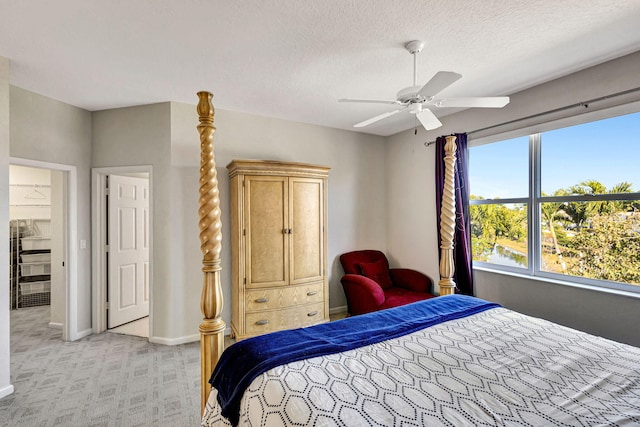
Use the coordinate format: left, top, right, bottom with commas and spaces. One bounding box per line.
339, 250, 436, 316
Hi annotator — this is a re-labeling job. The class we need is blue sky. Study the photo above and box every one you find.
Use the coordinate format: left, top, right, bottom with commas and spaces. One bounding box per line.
469, 111, 640, 199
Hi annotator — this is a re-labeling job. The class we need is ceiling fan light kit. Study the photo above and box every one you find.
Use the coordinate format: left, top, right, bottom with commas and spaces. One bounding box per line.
340, 40, 510, 131
408, 103, 422, 114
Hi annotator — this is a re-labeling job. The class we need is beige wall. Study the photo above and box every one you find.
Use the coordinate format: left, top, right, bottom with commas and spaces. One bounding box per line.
386, 51, 640, 345
474, 269, 640, 347
92, 103, 173, 339
10, 87, 93, 338
172, 103, 389, 339
92, 102, 387, 341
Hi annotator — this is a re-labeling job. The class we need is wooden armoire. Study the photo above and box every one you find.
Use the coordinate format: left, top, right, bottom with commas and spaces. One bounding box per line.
227, 160, 330, 340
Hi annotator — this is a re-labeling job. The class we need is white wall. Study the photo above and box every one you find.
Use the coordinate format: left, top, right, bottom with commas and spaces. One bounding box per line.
0, 56, 14, 399
386, 51, 640, 345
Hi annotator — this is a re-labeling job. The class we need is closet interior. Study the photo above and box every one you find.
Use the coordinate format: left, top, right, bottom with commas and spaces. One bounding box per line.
8, 165, 54, 311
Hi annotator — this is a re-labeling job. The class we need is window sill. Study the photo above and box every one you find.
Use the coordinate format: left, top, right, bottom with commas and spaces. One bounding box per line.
473, 265, 640, 301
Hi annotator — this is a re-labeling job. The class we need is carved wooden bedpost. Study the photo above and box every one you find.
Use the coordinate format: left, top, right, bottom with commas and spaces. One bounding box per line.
197, 91, 226, 415
439, 135, 457, 296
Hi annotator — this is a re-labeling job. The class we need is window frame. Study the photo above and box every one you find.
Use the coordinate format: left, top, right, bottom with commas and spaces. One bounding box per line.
470, 110, 640, 295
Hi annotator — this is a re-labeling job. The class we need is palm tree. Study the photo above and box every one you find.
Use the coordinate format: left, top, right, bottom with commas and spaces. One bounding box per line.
609, 181, 633, 193
541, 190, 570, 255
605, 181, 634, 213
565, 180, 606, 230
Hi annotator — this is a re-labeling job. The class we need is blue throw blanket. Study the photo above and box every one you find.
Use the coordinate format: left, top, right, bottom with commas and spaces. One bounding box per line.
210, 294, 500, 426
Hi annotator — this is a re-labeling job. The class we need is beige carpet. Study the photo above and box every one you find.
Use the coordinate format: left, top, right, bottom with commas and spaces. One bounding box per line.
0, 306, 201, 427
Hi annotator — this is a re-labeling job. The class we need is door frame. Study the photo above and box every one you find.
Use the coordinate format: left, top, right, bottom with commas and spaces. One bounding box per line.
92, 165, 153, 337
10, 157, 76, 341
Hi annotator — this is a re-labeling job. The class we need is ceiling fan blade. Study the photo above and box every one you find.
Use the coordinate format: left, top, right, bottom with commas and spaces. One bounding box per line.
339, 98, 402, 105
434, 96, 510, 108
416, 108, 443, 130
354, 107, 406, 128
417, 71, 462, 98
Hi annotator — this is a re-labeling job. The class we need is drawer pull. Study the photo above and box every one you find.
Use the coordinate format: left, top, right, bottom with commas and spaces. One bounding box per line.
255, 297, 269, 303
307, 311, 318, 317
306, 291, 318, 296
255, 319, 270, 325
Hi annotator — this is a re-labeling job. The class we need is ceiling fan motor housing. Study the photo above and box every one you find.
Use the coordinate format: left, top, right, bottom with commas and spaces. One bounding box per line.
397, 85, 432, 104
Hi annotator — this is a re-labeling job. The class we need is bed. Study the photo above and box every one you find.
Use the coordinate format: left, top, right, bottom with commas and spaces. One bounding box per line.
194, 92, 640, 426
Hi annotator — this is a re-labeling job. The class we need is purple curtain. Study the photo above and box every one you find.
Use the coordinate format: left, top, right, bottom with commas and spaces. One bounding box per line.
435, 133, 473, 295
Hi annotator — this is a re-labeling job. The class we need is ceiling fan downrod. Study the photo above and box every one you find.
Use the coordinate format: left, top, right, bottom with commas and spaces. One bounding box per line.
405, 40, 424, 87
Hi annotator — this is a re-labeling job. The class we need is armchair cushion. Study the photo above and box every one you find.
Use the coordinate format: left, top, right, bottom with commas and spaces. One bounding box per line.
389, 268, 432, 293
358, 260, 393, 289
379, 287, 434, 310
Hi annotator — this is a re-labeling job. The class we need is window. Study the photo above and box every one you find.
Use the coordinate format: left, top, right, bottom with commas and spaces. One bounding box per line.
470, 111, 640, 293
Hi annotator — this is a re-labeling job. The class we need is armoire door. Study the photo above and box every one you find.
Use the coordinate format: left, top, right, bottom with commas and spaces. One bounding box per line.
244, 175, 289, 288
289, 177, 324, 285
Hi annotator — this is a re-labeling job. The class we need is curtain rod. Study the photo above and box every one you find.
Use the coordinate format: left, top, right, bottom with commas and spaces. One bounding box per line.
424, 86, 640, 147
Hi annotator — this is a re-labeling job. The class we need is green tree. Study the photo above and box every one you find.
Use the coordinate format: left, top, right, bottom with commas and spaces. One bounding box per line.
470, 197, 527, 263
502, 204, 527, 242
564, 180, 606, 230
470, 198, 499, 260
564, 180, 635, 230
541, 189, 570, 256
471, 179, 639, 283
603, 181, 634, 213
565, 212, 640, 284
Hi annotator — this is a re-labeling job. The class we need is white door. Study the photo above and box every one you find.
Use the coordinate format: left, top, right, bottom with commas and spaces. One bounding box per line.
107, 175, 149, 328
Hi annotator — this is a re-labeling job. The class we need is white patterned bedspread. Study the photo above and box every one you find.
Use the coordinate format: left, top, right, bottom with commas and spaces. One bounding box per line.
202, 307, 640, 426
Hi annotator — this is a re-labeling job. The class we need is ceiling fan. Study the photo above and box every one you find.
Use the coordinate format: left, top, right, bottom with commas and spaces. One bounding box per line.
339, 40, 510, 131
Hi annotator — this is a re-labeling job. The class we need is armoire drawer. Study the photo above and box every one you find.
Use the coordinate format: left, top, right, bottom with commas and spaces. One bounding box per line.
245, 282, 324, 312
245, 302, 325, 335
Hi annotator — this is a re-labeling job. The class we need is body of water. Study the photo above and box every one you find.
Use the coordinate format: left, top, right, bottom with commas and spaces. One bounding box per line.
487, 244, 527, 268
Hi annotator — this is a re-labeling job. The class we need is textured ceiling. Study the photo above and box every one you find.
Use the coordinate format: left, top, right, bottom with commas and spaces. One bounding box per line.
1, 0, 640, 136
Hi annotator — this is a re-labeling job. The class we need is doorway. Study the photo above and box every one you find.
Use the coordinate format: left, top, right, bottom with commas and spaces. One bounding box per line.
9, 159, 74, 341
92, 166, 153, 339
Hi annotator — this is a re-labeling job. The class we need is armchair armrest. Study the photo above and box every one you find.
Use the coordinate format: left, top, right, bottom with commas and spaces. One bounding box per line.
340, 274, 385, 315
389, 268, 434, 294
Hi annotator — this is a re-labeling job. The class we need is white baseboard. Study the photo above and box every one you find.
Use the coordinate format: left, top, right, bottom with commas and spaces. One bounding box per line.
149, 326, 233, 346
48, 322, 63, 330
150, 334, 200, 346
70, 328, 93, 341
330, 305, 347, 315
0, 384, 15, 399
